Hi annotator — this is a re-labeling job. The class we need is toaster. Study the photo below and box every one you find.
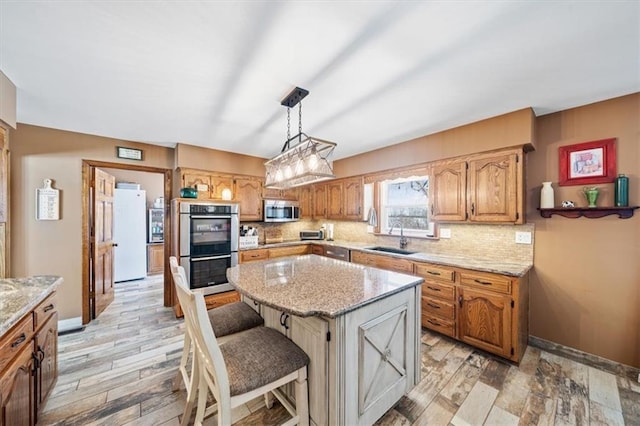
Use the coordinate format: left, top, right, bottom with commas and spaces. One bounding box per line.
300, 230, 325, 240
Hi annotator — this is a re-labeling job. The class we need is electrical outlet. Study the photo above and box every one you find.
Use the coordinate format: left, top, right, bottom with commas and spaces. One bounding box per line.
515, 231, 532, 244
440, 228, 451, 239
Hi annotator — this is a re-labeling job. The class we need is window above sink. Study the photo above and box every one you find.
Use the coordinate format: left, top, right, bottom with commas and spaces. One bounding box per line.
379, 176, 436, 239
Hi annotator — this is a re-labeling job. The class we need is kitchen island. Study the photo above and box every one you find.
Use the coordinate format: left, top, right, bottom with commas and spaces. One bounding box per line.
227, 254, 423, 426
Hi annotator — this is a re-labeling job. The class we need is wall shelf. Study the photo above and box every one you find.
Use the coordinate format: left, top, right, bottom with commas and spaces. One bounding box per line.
538, 206, 639, 219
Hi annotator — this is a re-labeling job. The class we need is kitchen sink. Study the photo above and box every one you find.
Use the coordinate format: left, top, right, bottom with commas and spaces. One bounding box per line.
365, 246, 417, 255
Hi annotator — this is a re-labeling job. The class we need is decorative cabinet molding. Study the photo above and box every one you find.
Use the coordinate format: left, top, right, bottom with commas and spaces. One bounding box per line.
326, 177, 363, 221
431, 162, 467, 221
538, 206, 639, 219
298, 186, 313, 219
312, 185, 327, 219
234, 177, 262, 222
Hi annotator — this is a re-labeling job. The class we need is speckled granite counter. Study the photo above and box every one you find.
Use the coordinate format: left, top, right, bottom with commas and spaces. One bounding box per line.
0, 276, 62, 336
227, 254, 423, 318
243, 240, 532, 277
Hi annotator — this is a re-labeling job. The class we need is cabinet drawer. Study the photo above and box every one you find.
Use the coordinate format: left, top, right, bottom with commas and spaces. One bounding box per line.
422, 296, 455, 320
376, 256, 413, 274
269, 245, 309, 258
0, 314, 34, 372
311, 245, 324, 255
240, 249, 269, 263
460, 271, 512, 294
34, 292, 57, 329
422, 281, 455, 301
205, 291, 240, 309
414, 263, 455, 282
422, 313, 455, 338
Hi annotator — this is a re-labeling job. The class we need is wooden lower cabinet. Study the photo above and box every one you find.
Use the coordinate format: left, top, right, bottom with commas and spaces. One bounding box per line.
351, 251, 413, 274
0, 291, 58, 426
239, 248, 269, 263
174, 290, 240, 318
268, 245, 309, 258
414, 262, 528, 363
147, 243, 164, 275
0, 341, 35, 426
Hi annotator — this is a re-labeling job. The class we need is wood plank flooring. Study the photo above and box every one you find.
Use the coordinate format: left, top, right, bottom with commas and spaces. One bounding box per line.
40, 275, 640, 425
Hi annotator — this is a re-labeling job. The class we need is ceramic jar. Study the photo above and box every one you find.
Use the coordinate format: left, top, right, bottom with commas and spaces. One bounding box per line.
540, 182, 554, 208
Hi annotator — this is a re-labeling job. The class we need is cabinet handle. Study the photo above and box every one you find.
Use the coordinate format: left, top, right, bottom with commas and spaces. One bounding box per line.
43, 304, 54, 312
458, 295, 463, 307
471, 203, 475, 215
474, 279, 492, 286
279, 312, 290, 330
426, 271, 441, 276
11, 333, 26, 348
37, 345, 45, 361
426, 303, 440, 309
431, 204, 434, 215
32, 352, 40, 370
427, 319, 441, 326
427, 286, 441, 292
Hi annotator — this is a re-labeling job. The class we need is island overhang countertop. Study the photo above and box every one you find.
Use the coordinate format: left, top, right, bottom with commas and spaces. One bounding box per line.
226, 254, 424, 318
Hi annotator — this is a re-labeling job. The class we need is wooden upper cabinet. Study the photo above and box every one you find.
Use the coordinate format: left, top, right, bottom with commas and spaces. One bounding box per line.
313, 184, 327, 219
327, 182, 343, 219
468, 152, 519, 223
343, 177, 363, 220
263, 186, 299, 200
234, 177, 262, 222
431, 161, 467, 221
210, 174, 234, 200
299, 186, 313, 219
181, 171, 211, 197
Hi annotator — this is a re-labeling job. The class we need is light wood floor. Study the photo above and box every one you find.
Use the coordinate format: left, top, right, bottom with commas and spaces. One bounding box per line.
39, 275, 639, 425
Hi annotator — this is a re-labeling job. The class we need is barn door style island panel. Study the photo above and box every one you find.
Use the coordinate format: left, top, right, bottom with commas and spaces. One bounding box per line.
226, 254, 423, 426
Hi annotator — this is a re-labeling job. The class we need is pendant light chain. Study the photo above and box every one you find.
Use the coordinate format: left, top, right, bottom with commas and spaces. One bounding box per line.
298, 102, 303, 143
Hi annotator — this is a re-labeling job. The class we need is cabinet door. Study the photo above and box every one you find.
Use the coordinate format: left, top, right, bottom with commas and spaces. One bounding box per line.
262, 187, 283, 200
147, 244, 164, 275
467, 153, 518, 223
35, 312, 58, 415
210, 175, 234, 200
0, 341, 35, 426
261, 305, 292, 338
313, 185, 327, 219
235, 177, 262, 221
431, 161, 467, 221
298, 186, 313, 219
290, 316, 329, 426
326, 182, 343, 219
182, 172, 211, 197
458, 286, 512, 359
343, 177, 363, 221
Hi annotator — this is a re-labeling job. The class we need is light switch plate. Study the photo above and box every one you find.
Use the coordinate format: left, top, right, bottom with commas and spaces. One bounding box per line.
515, 231, 532, 244
440, 228, 451, 239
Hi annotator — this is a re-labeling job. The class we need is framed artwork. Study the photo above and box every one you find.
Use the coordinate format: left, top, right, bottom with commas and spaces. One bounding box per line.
116, 146, 143, 161
558, 138, 616, 186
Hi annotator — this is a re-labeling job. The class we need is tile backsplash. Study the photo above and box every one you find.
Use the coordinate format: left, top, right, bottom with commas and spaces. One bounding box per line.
243, 220, 534, 264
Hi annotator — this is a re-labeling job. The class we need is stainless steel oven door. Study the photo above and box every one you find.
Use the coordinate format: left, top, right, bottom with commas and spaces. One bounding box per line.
180, 214, 238, 257
180, 252, 238, 295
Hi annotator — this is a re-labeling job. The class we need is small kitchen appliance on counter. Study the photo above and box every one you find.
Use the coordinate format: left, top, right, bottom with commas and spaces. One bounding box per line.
300, 229, 325, 240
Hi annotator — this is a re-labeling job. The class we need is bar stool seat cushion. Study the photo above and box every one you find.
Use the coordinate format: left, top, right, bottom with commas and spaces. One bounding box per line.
220, 326, 310, 396
208, 302, 264, 337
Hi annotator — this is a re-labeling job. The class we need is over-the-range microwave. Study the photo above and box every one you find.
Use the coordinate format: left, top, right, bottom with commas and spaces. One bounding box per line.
263, 199, 300, 222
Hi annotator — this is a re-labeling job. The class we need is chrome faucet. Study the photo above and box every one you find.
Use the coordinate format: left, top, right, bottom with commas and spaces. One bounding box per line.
388, 221, 408, 249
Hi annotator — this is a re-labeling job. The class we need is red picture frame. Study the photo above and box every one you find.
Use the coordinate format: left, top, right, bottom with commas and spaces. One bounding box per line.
558, 138, 616, 186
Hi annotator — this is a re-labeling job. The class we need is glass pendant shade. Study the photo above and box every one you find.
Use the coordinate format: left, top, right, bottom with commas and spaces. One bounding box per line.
265, 133, 336, 189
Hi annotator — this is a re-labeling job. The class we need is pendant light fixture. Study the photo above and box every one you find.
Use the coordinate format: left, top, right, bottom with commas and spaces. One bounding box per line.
264, 87, 336, 189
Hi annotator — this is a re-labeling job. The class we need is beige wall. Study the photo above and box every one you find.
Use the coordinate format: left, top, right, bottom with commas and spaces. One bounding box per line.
175, 143, 265, 177
527, 93, 640, 368
104, 168, 165, 208
9, 124, 174, 320
334, 107, 534, 177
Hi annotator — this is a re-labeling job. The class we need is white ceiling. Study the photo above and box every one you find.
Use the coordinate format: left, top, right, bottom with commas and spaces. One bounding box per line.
1, 1, 638, 161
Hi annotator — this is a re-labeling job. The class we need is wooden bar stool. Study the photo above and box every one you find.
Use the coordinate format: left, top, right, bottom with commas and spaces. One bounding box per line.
169, 257, 263, 417
174, 272, 310, 426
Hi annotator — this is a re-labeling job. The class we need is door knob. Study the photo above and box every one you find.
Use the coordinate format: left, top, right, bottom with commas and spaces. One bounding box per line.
112, 243, 118, 247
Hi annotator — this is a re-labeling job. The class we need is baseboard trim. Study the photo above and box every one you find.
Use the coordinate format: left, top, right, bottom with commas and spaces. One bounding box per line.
58, 316, 85, 335
529, 335, 640, 382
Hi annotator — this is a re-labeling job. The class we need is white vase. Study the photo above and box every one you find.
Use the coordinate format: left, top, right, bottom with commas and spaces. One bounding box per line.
540, 182, 554, 208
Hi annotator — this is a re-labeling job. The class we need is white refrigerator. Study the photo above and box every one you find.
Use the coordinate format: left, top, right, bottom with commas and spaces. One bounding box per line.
114, 188, 147, 282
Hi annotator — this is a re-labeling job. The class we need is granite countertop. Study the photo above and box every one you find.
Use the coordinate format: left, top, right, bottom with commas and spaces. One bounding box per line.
0, 276, 62, 336
227, 254, 423, 318
245, 240, 532, 277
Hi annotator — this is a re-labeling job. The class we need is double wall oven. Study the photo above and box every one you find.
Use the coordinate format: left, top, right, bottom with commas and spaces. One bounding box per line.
179, 202, 239, 295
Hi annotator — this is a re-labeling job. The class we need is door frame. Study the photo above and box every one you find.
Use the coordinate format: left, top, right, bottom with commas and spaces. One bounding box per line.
81, 160, 172, 324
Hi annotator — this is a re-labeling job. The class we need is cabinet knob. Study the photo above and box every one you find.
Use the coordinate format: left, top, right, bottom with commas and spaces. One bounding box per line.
458, 295, 463, 307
